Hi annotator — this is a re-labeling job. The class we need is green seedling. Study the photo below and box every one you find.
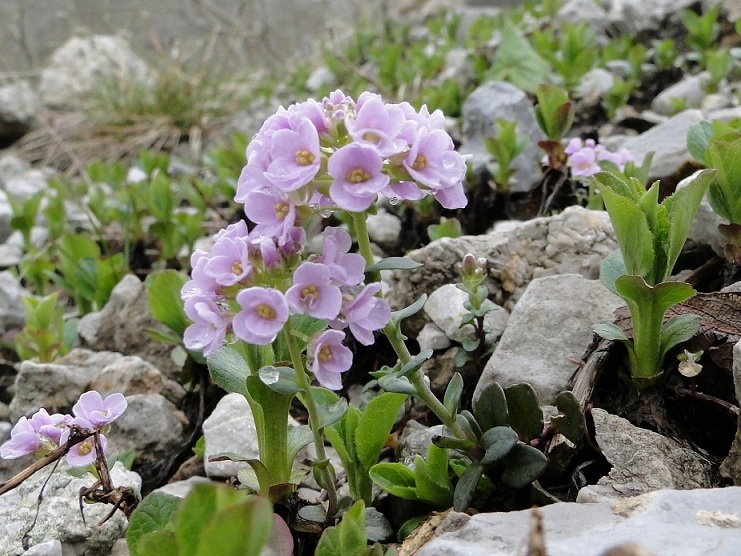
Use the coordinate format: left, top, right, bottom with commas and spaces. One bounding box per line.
484, 119, 528, 191
652, 39, 677, 71
703, 49, 735, 93
14, 292, 76, 363
127, 483, 285, 556
705, 137, 741, 263
680, 5, 720, 56
591, 169, 715, 382
427, 216, 463, 241
315, 500, 398, 556
535, 84, 575, 169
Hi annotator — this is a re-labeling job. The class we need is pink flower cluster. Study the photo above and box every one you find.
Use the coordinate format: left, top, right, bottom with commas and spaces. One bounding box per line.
0, 391, 127, 467
236, 90, 469, 217
565, 138, 633, 178
181, 225, 390, 390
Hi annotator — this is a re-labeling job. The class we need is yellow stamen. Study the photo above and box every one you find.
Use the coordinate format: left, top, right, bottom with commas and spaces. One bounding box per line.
346, 168, 370, 183
231, 261, 243, 275
318, 346, 332, 363
301, 285, 318, 299
363, 131, 380, 143
78, 439, 93, 456
412, 154, 427, 171
295, 150, 315, 165
274, 202, 290, 221
256, 304, 276, 319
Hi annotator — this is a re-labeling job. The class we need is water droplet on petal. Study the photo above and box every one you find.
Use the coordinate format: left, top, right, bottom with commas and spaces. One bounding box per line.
389, 197, 400, 205
320, 209, 333, 218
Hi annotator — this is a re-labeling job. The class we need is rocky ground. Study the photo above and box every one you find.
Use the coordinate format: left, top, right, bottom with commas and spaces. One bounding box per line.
1, 0, 741, 555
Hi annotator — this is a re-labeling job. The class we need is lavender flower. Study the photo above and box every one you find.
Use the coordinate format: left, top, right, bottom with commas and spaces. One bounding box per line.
309, 329, 353, 390
285, 262, 343, 320
233, 287, 289, 345
328, 143, 390, 212
336, 283, 391, 346
565, 138, 634, 178
72, 391, 128, 430
264, 117, 322, 192
346, 93, 406, 157
569, 147, 601, 178
0, 417, 43, 458
60, 418, 107, 467
203, 235, 252, 287
183, 296, 228, 357
316, 227, 365, 287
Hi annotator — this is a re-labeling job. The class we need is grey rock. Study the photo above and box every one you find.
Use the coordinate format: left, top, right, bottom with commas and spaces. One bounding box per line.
422, 346, 478, 398
87, 354, 186, 405
720, 339, 741, 483
0, 461, 140, 556
621, 109, 705, 179
38, 35, 149, 109
576, 68, 615, 103
475, 274, 623, 405
77, 274, 181, 379
703, 0, 741, 21
306, 66, 336, 93
366, 209, 402, 250
385, 206, 617, 336
202, 393, 260, 479
651, 73, 709, 115
0, 189, 12, 244
154, 476, 212, 499
701, 92, 732, 113
111, 394, 187, 490
0, 80, 39, 141
705, 105, 741, 122
607, 0, 697, 35
425, 283, 509, 345
9, 349, 123, 421
459, 81, 545, 193
398, 422, 444, 467
0, 270, 27, 333
557, 0, 610, 31
438, 47, 474, 87
23, 540, 63, 556
577, 409, 713, 503
5, 169, 50, 200
417, 322, 453, 352
417, 487, 741, 555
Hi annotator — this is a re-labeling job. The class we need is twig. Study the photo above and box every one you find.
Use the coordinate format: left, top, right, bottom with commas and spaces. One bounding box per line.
675, 388, 740, 416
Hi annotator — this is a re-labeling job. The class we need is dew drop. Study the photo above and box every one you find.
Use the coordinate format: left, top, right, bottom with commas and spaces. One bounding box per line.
389, 197, 400, 205
320, 209, 333, 218
259, 365, 280, 385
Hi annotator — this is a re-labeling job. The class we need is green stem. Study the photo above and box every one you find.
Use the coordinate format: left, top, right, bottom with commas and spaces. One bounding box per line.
283, 325, 339, 519
351, 211, 468, 440
627, 298, 663, 382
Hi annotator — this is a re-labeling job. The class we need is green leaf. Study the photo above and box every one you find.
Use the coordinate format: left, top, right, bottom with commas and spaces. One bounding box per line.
615, 276, 696, 318
391, 294, 428, 322
488, 20, 551, 93
599, 250, 627, 295
258, 365, 302, 395
136, 531, 179, 556
194, 497, 273, 556
174, 484, 252, 556
480, 426, 518, 465
316, 397, 349, 429
316, 501, 367, 556
504, 383, 544, 442
687, 121, 714, 165
398, 349, 433, 377
660, 314, 701, 355
127, 492, 181, 556
592, 323, 630, 342
663, 169, 714, 275
366, 257, 423, 272
414, 444, 454, 505
443, 373, 464, 415
378, 375, 418, 396
356, 393, 406, 470
500, 444, 548, 489
432, 435, 477, 451
473, 382, 509, 431
146, 270, 190, 336
550, 391, 585, 445
287, 425, 314, 463
597, 178, 654, 279
453, 462, 483, 512
207, 346, 250, 396
369, 463, 418, 500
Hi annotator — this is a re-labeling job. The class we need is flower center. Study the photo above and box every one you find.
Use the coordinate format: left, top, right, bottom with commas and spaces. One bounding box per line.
231, 261, 243, 275
295, 150, 315, 166
274, 202, 290, 221
346, 168, 370, 184
256, 304, 276, 320
363, 131, 380, 143
301, 284, 318, 299
318, 346, 332, 363
412, 154, 427, 171
78, 439, 94, 456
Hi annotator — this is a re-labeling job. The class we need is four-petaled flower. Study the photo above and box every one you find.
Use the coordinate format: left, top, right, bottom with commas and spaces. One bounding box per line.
309, 329, 353, 390
233, 287, 289, 345
285, 262, 343, 320
328, 143, 390, 212
72, 391, 128, 430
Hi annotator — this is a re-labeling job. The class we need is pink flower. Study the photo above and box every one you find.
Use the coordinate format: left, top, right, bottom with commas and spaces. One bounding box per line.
60, 418, 107, 467
184, 296, 228, 356
309, 329, 353, 390
233, 287, 289, 345
264, 117, 322, 192
328, 143, 390, 212
316, 227, 365, 287
335, 283, 391, 346
0, 417, 42, 459
346, 93, 407, 157
569, 148, 601, 178
285, 262, 343, 320
72, 391, 128, 429
203, 235, 252, 287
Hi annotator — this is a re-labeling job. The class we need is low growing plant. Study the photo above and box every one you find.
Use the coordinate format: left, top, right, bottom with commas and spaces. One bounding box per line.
590, 169, 715, 383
